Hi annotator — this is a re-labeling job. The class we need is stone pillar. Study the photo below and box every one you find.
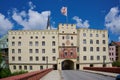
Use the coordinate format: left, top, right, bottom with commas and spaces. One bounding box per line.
57, 60, 62, 70
74, 62, 76, 70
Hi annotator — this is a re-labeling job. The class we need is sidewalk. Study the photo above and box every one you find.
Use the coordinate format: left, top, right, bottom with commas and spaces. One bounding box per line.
40, 70, 61, 80
83, 70, 119, 78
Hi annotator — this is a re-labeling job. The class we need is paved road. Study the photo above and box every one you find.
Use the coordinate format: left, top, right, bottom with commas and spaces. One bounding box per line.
61, 70, 115, 80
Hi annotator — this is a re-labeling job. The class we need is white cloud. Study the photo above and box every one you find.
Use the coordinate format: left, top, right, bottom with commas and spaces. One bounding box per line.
0, 13, 13, 35
105, 7, 120, 35
72, 16, 90, 28
28, 1, 36, 10
12, 9, 51, 30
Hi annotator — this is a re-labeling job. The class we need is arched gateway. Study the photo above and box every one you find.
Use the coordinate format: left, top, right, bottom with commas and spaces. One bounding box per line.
62, 60, 74, 70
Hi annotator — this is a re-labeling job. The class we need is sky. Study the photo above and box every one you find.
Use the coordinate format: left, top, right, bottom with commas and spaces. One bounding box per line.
0, 0, 120, 42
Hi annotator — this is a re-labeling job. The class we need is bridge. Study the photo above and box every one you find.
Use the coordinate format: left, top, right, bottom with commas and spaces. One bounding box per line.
1, 67, 119, 80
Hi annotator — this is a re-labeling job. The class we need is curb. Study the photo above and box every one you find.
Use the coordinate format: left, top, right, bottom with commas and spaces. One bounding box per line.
82, 70, 118, 78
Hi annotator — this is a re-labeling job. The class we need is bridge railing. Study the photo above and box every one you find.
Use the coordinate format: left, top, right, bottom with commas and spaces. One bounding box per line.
84, 67, 120, 73
0, 68, 53, 80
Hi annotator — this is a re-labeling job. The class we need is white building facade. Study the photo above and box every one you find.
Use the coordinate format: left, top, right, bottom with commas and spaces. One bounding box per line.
8, 24, 111, 72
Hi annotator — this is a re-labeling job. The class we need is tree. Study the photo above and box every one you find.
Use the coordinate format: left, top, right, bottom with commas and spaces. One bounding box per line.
112, 61, 120, 67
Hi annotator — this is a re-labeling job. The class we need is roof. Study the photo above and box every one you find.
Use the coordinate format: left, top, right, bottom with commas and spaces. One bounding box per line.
111, 41, 120, 46
114, 42, 120, 46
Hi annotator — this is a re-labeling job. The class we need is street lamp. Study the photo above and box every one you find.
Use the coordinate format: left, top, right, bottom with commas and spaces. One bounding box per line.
46, 56, 48, 69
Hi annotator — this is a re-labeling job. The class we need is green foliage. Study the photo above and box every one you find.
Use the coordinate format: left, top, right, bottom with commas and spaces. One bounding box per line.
0, 68, 11, 78
11, 70, 28, 76
112, 61, 120, 67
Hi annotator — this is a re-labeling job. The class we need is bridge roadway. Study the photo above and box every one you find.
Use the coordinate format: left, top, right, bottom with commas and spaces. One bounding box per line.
40, 70, 116, 80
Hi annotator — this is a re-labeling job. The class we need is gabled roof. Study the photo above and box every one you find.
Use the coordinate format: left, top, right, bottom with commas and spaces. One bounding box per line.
114, 42, 120, 46
111, 41, 120, 46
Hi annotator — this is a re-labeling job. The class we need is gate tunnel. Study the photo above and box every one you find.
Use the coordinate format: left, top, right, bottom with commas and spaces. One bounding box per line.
62, 60, 74, 70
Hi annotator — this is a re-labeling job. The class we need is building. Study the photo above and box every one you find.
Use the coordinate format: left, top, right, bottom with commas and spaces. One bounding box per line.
0, 34, 9, 68
8, 24, 111, 72
109, 41, 120, 62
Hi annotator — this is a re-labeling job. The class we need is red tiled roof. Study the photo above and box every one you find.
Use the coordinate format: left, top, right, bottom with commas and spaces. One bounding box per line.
114, 42, 120, 46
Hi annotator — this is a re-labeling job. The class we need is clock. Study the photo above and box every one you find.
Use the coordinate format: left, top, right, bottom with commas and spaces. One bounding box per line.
66, 40, 70, 45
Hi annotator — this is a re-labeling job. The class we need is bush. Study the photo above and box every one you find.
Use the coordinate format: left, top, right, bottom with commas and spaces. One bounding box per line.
11, 70, 28, 76
112, 61, 120, 67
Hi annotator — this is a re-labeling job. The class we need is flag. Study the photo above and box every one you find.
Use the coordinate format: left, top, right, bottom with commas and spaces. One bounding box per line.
61, 7, 67, 16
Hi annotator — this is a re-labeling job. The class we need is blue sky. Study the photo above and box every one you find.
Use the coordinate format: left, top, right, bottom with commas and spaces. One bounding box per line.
0, 0, 120, 42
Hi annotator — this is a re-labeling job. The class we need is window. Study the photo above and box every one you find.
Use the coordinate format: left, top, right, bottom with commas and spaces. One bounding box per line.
42, 49, 45, 53
36, 56, 39, 61
42, 41, 45, 46
90, 56, 94, 60
19, 36, 21, 39
18, 56, 21, 61
102, 34, 105, 37
103, 47, 106, 51
42, 36, 45, 39
96, 47, 99, 51
71, 36, 73, 40
83, 56, 87, 60
70, 52, 73, 56
35, 41, 39, 46
103, 56, 106, 60
18, 41, 21, 46
29, 41, 33, 46
30, 66, 32, 70
90, 47, 93, 51
96, 34, 99, 37
19, 65, 22, 70
62, 43, 65, 46
90, 39, 93, 44
12, 56, 15, 61
83, 33, 86, 37
71, 43, 74, 46
90, 34, 93, 37
77, 56, 79, 61
52, 41, 55, 46
103, 40, 106, 44
97, 56, 100, 60
64, 52, 67, 56
77, 47, 79, 52
12, 42, 15, 46
35, 49, 39, 53
24, 66, 27, 70
52, 56, 56, 61
109, 53, 111, 56
96, 40, 99, 44
13, 65, 16, 70
29, 49, 32, 53
52, 49, 56, 53
42, 56, 45, 61
62, 36, 64, 39
30, 36, 33, 39
18, 49, 21, 53
35, 36, 38, 39
52, 36, 55, 39
30, 56, 33, 61
12, 36, 15, 39
83, 47, 86, 51
40, 66, 43, 70
12, 49, 15, 53
83, 39, 86, 44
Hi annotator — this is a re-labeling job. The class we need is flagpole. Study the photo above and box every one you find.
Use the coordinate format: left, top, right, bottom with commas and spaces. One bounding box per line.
66, 9, 68, 24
